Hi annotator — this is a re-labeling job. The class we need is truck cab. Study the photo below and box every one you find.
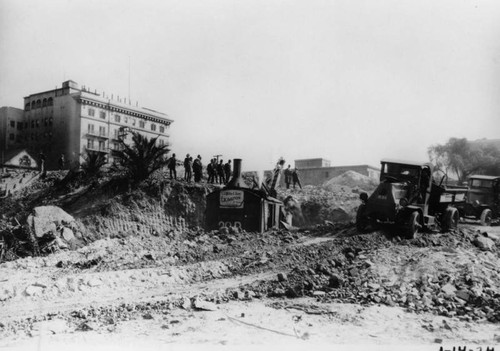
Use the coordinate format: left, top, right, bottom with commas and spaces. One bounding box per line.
462, 175, 500, 226
357, 159, 465, 238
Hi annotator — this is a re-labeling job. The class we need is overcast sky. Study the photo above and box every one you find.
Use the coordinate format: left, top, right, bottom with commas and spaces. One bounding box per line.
1, 0, 500, 171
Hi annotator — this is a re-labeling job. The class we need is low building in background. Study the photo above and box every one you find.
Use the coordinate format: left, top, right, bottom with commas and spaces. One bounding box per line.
0, 80, 173, 170
293, 159, 380, 186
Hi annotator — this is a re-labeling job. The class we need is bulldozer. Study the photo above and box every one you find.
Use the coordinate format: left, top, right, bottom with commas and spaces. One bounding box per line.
356, 159, 466, 239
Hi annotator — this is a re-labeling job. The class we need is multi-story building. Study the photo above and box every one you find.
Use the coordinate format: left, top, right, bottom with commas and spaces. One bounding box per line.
11, 80, 173, 169
0, 106, 25, 154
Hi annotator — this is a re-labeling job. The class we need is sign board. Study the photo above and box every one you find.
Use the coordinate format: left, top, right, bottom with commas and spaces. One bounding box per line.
220, 190, 244, 208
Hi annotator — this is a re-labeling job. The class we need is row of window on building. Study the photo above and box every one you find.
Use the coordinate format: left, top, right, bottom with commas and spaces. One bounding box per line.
86, 108, 166, 133
8, 118, 53, 130
25, 97, 54, 110
9, 132, 54, 142
85, 136, 166, 152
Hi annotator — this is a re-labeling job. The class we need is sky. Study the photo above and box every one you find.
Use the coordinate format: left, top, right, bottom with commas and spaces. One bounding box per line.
1, 0, 500, 172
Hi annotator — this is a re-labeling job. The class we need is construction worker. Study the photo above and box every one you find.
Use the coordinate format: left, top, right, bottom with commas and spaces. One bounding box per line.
284, 165, 292, 189
217, 159, 225, 184
168, 153, 177, 180
184, 154, 192, 182
224, 160, 232, 184
58, 154, 65, 170
292, 167, 302, 189
193, 155, 203, 182
207, 158, 215, 183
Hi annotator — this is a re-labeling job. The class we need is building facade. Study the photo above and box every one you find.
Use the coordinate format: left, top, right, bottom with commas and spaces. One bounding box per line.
1, 80, 173, 170
0, 106, 25, 154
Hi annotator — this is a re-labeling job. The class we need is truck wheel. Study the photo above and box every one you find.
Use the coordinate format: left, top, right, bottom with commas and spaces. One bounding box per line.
356, 204, 369, 233
405, 211, 420, 239
480, 209, 492, 226
442, 207, 459, 232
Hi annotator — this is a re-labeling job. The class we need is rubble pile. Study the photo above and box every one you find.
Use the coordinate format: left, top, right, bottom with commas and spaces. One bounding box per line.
228, 229, 500, 323
278, 186, 359, 226
323, 170, 379, 192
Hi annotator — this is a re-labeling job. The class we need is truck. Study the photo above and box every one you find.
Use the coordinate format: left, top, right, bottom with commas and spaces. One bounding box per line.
356, 159, 466, 239
459, 175, 500, 226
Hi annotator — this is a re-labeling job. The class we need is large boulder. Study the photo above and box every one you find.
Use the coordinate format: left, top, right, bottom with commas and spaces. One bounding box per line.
473, 235, 495, 251
27, 206, 75, 238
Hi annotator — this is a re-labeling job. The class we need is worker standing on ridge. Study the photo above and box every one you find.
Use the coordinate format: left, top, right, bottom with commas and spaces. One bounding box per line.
292, 167, 302, 190
224, 160, 232, 184
284, 164, 292, 189
184, 154, 192, 182
168, 153, 177, 180
266, 157, 286, 198
217, 159, 225, 184
193, 155, 203, 182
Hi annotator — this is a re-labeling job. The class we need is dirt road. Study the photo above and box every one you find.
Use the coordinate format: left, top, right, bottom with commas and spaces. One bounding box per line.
1, 223, 499, 349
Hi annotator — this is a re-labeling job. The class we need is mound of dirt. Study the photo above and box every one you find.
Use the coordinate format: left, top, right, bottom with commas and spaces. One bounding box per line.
323, 170, 379, 192
278, 185, 361, 226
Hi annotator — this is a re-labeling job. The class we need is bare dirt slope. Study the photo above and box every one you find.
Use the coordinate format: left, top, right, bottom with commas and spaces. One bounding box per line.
1, 173, 500, 349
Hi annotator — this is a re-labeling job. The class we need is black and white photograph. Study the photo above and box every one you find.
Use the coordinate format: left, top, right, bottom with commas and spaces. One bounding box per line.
1, 1, 499, 350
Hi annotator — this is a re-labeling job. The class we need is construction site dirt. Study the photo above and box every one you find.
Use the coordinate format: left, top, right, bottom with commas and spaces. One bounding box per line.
1, 170, 499, 349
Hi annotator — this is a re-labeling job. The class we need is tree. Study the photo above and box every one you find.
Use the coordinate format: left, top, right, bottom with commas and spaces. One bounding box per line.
428, 138, 500, 183
81, 149, 107, 177
111, 131, 170, 184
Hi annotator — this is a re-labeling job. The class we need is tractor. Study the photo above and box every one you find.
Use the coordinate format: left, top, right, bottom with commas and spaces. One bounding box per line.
356, 159, 466, 239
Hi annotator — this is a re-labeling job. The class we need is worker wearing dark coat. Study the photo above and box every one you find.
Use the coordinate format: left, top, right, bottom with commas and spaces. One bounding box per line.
193, 155, 203, 182
224, 160, 232, 184
168, 153, 177, 180
292, 168, 302, 189
217, 160, 225, 184
284, 165, 292, 189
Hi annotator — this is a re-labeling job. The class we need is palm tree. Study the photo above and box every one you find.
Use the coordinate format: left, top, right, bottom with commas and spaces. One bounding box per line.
111, 131, 170, 183
81, 149, 107, 176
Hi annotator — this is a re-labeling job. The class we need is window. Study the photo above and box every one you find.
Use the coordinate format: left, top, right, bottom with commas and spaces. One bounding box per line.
113, 142, 119, 150
36, 100, 41, 108
10, 121, 15, 128
47, 97, 53, 106
114, 129, 119, 139
17, 122, 23, 130
25, 103, 30, 111
42, 98, 47, 107
131, 118, 136, 126
31, 101, 36, 109
470, 179, 493, 188
24, 122, 28, 129
100, 111, 106, 119
88, 124, 95, 134
114, 114, 121, 123
49, 117, 53, 126
88, 108, 95, 117
44, 118, 48, 127
159, 139, 165, 146
159, 126, 165, 133
139, 120, 145, 128
151, 123, 156, 131
36, 120, 39, 127
98, 140, 105, 151
31, 121, 35, 128
9, 133, 14, 140
99, 126, 106, 136
124, 116, 128, 124
87, 139, 94, 149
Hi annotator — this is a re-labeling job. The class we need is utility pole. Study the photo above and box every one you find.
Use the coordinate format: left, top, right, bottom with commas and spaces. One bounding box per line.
213, 154, 222, 162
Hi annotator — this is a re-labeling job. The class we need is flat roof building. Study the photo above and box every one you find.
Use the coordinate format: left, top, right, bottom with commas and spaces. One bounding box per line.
1, 80, 173, 170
